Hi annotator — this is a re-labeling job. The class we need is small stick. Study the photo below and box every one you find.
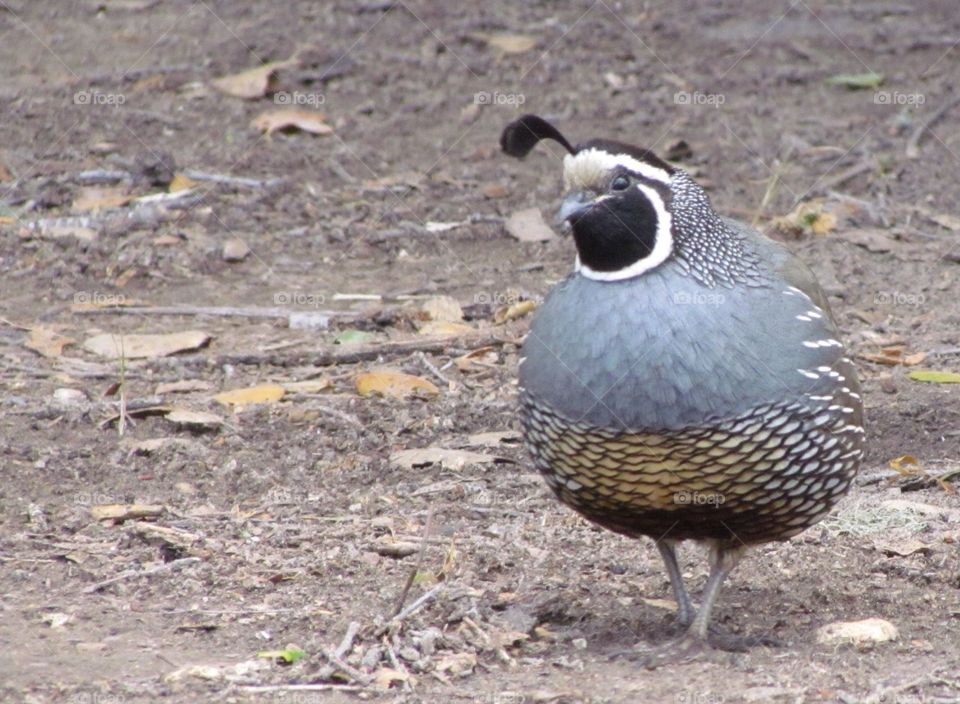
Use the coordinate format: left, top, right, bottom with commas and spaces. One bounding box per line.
183, 170, 286, 189
418, 351, 450, 385
906, 95, 960, 158
807, 159, 876, 196
240, 684, 365, 693
392, 583, 444, 624
334, 621, 361, 659
391, 509, 434, 618
82, 556, 200, 594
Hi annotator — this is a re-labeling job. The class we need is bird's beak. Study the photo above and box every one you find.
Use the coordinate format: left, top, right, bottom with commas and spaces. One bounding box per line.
555, 191, 594, 231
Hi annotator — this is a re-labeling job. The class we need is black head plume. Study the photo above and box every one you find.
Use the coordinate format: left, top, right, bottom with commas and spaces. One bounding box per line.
500, 114, 576, 158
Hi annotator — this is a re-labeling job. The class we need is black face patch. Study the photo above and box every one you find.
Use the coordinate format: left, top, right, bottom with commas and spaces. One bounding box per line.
571, 185, 661, 272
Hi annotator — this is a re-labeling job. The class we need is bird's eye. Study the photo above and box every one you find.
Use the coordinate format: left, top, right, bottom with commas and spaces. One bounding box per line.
610, 175, 630, 191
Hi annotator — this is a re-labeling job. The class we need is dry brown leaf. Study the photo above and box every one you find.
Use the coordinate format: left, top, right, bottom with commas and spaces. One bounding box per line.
213, 384, 286, 406
251, 109, 333, 135
169, 173, 199, 193
211, 58, 297, 99
391, 447, 498, 470
165, 407, 223, 427
930, 212, 960, 231
902, 351, 927, 366
844, 228, 895, 253
24, 326, 75, 357
356, 370, 438, 399
875, 538, 931, 557
418, 321, 474, 336
83, 330, 211, 359
420, 295, 463, 323
281, 379, 332, 393
494, 299, 537, 324
0, 158, 13, 182
372, 667, 415, 690
91, 503, 164, 522
889, 455, 920, 473
479, 32, 537, 54
454, 346, 498, 372
816, 618, 898, 645
73, 186, 130, 212
433, 652, 477, 677
505, 207, 556, 242
481, 182, 509, 199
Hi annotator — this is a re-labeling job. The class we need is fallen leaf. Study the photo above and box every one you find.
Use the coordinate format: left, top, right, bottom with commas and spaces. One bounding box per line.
418, 320, 474, 336
165, 407, 224, 427
454, 346, 499, 372
816, 618, 898, 645
903, 352, 927, 366
356, 370, 439, 399
391, 447, 498, 470
213, 384, 286, 406
251, 109, 333, 135
825, 72, 884, 89
73, 186, 130, 212
908, 370, 960, 384
256, 647, 306, 664
24, 326, 75, 357
83, 330, 211, 359
477, 32, 537, 54
281, 379, 331, 393
169, 173, 199, 193
420, 295, 463, 323
889, 455, 920, 473
156, 379, 214, 395
929, 212, 960, 231
211, 58, 297, 99
0, 158, 13, 182
91, 503, 165, 522
335, 329, 377, 345
372, 667, 415, 690
875, 538, 931, 557
494, 299, 537, 323
505, 207, 556, 242
466, 430, 522, 446
481, 182, 509, 199
433, 652, 476, 677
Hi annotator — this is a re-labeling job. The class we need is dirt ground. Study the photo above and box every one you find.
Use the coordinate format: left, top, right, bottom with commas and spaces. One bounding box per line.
1, 1, 959, 702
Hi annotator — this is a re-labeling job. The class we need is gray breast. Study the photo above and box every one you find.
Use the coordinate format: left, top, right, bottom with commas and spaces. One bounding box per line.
520, 257, 849, 431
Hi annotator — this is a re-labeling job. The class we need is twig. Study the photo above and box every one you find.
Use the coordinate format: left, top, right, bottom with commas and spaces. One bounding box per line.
308, 404, 364, 429
183, 170, 287, 189
906, 95, 960, 158
240, 684, 365, 693
391, 509, 434, 619
334, 621, 361, 659
142, 333, 516, 370
418, 351, 450, 385
83, 556, 200, 594
381, 635, 413, 691
392, 583, 444, 624
808, 159, 876, 196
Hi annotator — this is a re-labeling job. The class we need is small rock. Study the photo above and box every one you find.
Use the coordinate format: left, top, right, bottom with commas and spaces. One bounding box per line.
505, 207, 556, 242
222, 238, 250, 262
571, 637, 587, 650
481, 182, 509, 199
816, 617, 898, 645
52, 387, 88, 408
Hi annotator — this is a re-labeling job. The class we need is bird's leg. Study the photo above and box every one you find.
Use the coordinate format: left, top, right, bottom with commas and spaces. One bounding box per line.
656, 539, 694, 628
688, 543, 744, 639
643, 543, 747, 668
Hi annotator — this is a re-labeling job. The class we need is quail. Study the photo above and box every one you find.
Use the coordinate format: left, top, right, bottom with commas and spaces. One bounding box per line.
500, 114, 864, 662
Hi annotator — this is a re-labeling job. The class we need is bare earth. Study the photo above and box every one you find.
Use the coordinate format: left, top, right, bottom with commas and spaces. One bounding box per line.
1, 2, 959, 703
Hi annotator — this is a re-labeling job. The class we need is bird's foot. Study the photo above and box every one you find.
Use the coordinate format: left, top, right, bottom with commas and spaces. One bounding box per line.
640, 632, 728, 669
707, 629, 784, 652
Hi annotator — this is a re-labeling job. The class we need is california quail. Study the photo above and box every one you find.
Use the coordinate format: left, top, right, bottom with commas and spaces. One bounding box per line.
501, 114, 864, 661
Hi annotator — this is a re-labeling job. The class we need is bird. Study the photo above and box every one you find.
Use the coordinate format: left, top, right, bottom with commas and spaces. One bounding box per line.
500, 114, 864, 664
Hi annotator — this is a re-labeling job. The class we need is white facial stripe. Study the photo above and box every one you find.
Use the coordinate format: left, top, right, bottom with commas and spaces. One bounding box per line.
577, 182, 674, 282
563, 148, 671, 191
